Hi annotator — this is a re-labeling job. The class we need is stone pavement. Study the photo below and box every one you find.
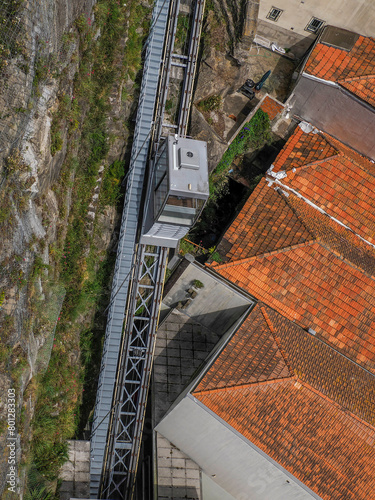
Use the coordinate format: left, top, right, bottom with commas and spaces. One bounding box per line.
153, 309, 228, 499
59, 440, 90, 500
153, 309, 224, 425
157, 433, 201, 500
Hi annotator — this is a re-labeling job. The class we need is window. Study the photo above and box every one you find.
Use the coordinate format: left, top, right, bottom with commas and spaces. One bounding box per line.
267, 7, 283, 22
305, 17, 325, 33
158, 196, 205, 226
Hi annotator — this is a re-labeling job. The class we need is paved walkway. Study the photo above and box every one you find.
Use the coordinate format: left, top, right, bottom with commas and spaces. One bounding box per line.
153, 308, 226, 499
154, 309, 223, 425
59, 440, 90, 500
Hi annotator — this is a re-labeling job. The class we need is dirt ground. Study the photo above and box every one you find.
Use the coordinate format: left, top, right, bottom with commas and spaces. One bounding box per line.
191, 42, 297, 171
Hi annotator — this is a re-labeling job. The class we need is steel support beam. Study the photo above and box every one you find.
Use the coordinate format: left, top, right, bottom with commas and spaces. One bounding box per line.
100, 245, 168, 500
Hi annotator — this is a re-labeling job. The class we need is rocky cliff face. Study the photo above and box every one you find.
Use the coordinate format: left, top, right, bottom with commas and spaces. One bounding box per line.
0, 0, 147, 494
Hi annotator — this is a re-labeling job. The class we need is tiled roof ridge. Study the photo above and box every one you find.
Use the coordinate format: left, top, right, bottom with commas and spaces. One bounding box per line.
216, 179, 314, 264
291, 153, 341, 171
323, 132, 375, 175
226, 177, 269, 234
339, 74, 375, 83
264, 306, 375, 424
315, 238, 375, 282
269, 178, 375, 253
300, 379, 375, 435
211, 239, 316, 271
279, 190, 375, 279
266, 301, 375, 378
193, 376, 296, 397
271, 127, 340, 173
260, 305, 295, 376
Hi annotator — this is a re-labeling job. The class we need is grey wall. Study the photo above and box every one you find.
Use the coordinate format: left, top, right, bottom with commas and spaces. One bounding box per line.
156, 396, 321, 500
256, 20, 315, 58
258, 0, 375, 38
202, 473, 237, 500
163, 261, 253, 336
289, 76, 375, 160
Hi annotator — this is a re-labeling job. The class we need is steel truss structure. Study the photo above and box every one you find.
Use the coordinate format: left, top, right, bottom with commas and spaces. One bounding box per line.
90, 0, 170, 494
91, 0, 206, 498
100, 245, 168, 500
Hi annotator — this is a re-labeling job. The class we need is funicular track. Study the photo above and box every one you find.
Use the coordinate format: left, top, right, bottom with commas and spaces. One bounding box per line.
90, 0, 206, 498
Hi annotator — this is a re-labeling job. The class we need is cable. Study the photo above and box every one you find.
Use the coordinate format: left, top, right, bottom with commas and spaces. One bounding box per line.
90, 400, 120, 440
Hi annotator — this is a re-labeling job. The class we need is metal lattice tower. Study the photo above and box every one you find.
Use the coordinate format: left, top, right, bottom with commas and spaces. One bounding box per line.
101, 245, 168, 499
89, 0, 170, 495
90, 0, 206, 497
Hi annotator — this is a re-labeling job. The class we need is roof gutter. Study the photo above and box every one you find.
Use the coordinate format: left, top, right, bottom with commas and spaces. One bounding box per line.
301, 72, 339, 87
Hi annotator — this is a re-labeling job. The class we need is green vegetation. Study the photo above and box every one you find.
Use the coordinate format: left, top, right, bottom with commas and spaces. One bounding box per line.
32, 56, 50, 91
50, 94, 73, 156
210, 251, 222, 263
0, 150, 32, 227
215, 109, 271, 175
197, 94, 222, 112
24, 466, 57, 500
184, 110, 272, 262
165, 98, 174, 113
31, 256, 50, 279
101, 159, 125, 206
179, 238, 199, 256
31, 357, 77, 479
210, 109, 271, 201
24, 0, 152, 485
5, 149, 30, 175
175, 14, 190, 51
193, 279, 204, 288
50, 128, 63, 156
0, 0, 26, 72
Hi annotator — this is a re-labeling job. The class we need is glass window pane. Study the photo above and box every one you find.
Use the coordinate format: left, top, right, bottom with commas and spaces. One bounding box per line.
154, 174, 168, 215
154, 141, 168, 187
267, 7, 282, 21
158, 196, 205, 226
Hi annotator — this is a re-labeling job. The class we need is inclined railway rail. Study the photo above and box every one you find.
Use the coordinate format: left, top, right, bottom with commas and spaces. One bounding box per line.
90, 0, 206, 499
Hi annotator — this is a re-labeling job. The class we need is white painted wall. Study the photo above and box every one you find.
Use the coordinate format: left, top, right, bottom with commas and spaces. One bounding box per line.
259, 0, 375, 38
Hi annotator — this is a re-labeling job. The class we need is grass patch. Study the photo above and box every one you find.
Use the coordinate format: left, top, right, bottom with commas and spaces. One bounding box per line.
179, 238, 201, 256
215, 109, 271, 175
186, 110, 271, 257
175, 14, 190, 51
197, 94, 222, 112
101, 159, 125, 206
210, 109, 271, 201
193, 279, 204, 288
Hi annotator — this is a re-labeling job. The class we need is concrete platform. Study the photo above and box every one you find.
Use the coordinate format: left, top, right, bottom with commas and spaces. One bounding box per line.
59, 440, 90, 500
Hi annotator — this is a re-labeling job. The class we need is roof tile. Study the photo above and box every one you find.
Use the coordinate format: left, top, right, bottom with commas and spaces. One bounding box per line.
270, 128, 375, 246
304, 35, 375, 107
194, 305, 375, 500
216, 178, 312, 262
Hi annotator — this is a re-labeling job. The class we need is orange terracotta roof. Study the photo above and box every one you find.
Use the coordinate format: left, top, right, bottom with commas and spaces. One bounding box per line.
216, 178, 312, 263
270, 126, 375, 246
304, 35, 375, 107
213, 241, 375, 373
196, 382, 375, 500
340, 76, 375, 108
286, 192, 375, 277
259, 95, 284, 120
272, 126, 339, 172
193, 305, 375, 500
194, 306, 291, 393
